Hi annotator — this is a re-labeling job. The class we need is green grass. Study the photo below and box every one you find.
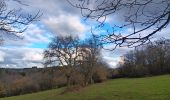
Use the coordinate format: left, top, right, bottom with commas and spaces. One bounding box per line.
1, 75, 170, 100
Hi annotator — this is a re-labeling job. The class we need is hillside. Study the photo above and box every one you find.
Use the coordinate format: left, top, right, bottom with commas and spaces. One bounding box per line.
1, 75, 170, 100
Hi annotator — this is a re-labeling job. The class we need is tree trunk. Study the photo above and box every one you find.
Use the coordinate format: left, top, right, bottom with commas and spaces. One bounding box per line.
66, 76, 71, 88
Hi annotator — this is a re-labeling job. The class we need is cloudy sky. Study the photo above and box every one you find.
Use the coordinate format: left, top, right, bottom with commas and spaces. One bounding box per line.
0, 0, 169, 68
0, 0, 94, 68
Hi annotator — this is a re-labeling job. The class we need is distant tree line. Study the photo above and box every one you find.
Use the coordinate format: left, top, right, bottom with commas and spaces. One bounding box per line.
0, 68, 61, 97
116, 39, 170, 78
0, 35, 111, 98
0, 65, 110, 97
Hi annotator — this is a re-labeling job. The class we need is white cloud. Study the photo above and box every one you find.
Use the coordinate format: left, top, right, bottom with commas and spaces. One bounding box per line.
0, 51, 5, 62
24, 24, 52, 44
43, 15, 87, 38
103, 56, 120, 68
2, 23, 52, 47
0, 47, 44, 68
22, 49, 43, 62
153, 25, 170, 39
101, 46, 133, 68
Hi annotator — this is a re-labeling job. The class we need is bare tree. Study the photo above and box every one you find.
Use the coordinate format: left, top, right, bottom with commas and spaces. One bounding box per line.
0, 0, 41, 44
78, 35, 102, 85
68, 0, 170, 49
118, 38, 170, 77
44, 36, 81, 87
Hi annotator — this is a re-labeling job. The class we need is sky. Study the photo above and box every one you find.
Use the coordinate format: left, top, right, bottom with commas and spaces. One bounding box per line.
0, 0, 170, 68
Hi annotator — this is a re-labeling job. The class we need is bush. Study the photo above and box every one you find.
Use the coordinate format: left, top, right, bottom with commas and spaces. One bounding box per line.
70, 71, 84, 86
0, 82, 5, 97
53, 75, 67, 88
92, 66, 108, 83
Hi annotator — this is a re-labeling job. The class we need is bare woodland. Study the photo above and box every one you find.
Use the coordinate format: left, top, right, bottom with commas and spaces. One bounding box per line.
0, 0, 170, 98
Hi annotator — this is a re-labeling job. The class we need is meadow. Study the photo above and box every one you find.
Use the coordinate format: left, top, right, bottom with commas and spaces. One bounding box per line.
1, 75, 170, 100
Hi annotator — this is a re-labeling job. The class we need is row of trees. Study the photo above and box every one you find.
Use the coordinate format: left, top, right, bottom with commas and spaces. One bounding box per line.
1, 38, 169, 97
44, 35, 109, 87
118, 39, 170, 77
0, 64, 110, 97
0, 34, 111, 97
0, 68, 67, 97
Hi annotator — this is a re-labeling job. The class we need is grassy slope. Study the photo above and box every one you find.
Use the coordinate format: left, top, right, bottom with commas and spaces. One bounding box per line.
1, 75, 170, 100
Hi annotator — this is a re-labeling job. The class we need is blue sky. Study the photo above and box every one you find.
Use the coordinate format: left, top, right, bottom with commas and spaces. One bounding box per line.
0, 0, 170, 68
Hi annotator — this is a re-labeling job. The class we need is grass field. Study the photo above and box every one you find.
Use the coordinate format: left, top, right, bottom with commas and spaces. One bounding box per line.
1, 75, 170, 100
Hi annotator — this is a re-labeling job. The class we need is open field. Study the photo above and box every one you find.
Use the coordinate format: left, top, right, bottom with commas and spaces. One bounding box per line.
1, 75, 170, 100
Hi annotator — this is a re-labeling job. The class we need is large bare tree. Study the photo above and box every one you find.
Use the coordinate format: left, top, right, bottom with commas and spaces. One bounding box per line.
44, 36, 81, 87
44, 35, 104, 86
68, 0, 170, 49
0, 0, 41, 44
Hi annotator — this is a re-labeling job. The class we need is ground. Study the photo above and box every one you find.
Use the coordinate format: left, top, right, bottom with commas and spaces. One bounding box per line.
1, 75, 170, 100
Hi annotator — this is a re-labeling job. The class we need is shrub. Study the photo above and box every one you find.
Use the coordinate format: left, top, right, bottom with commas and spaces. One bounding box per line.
92, 66, 108, 83
0, 82, 5, 97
